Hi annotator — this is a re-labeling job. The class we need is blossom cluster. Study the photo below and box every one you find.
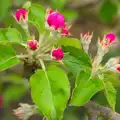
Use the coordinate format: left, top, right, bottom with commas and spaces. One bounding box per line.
14, 8, 66, 62
14, 7, 120, 71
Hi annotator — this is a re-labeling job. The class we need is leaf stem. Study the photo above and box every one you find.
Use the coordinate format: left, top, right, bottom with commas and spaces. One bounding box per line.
39, 59, 49, 80
39, 59, 46, 71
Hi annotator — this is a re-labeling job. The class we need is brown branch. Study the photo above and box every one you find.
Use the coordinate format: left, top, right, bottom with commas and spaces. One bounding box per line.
84, 101, 120, 120
88, 114, 98, 120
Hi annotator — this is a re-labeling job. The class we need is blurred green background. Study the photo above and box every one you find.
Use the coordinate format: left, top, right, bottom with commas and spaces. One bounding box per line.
0, 0, 120, 120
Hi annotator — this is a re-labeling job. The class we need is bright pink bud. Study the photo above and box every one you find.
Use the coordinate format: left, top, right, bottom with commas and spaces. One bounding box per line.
27, 40, 38, 50
46, 9, 65, 30
15, 9, 27, 22
52, 48, 64, 60
105, 33, 116, 43
61, 26, 69, 35
117, 67, 120, 72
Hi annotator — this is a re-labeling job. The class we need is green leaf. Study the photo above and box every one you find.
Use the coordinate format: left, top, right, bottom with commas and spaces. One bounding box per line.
103, 81, 116, 111
99, 0, 118, 24
58, 37, 81, 49
0, 28, 23, 44
70, 71, 104, 106
3, 85, 27, 107
7, 16, 28, 42
63, 46, 92, 76
104, 72, 120, 87
0, 45, 19, 71
30, 66, 70, 120
28, 4, 46, 32
51, 0, 67, 11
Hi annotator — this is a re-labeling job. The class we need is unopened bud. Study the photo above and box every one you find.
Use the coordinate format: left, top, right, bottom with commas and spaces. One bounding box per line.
27, 40, 38, 50
105, 33, 116, 43
46, 9, 65, 30
52, 48, 64, 61
80, 32, 93, 53
107, 64, 120, 73
15, 9, 28, 22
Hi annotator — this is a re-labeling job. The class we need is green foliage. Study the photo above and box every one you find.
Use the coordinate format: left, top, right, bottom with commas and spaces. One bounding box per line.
51, 0, 67, 11
63, 46, 92, 76
0, 45, 19, 71
104, 72, 120, 87
99, 0, 118, 24
58, 37, 81, 49
103, 81, 116, 111
0, 28, 23, 44
70, 70, 104, 106
28, 4, 46, 32
30, 66, 70, 120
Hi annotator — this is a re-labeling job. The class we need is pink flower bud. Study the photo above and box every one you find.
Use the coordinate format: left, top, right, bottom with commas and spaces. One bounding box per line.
15, 9, 27, 22
27, 40, 38, 50
105, 33, 116, 43
61, 26, 69, 35
52, 48, 64, 61
117, 66, 120, 72
46, 9, 65, 30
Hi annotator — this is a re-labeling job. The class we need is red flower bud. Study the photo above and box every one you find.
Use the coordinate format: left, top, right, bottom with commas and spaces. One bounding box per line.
46, 9, 65, 30
15, 9, 27, 22
27, 40, 38, 50
117, 66, 120, 72
105, 33, 116, 43
52, 48, 64, 61
61, 26, 69, 35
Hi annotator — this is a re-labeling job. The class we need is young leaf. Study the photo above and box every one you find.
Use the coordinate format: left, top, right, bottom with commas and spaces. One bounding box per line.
102, 81, 116, 111
0, 28, 23, 44
30, 66, 70, 120
58, 37, 81, 49
28, 4, 46, 32
0, 45, 20, 71
104, 72, 120, 87
63, 46, 92, 76
70, 70, 104, 106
